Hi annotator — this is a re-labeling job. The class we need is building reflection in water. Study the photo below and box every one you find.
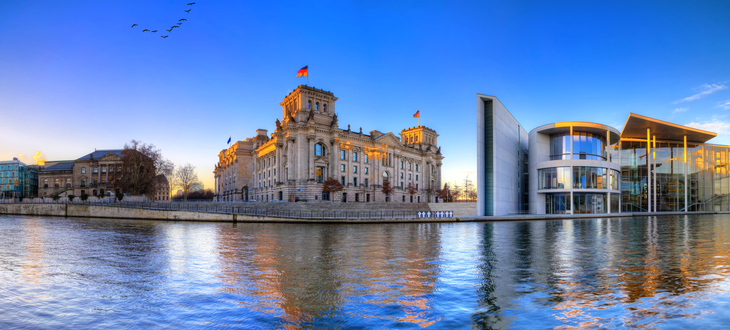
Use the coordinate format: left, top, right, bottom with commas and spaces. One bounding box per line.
215, 223, 443, 328
473, 215, 730, 329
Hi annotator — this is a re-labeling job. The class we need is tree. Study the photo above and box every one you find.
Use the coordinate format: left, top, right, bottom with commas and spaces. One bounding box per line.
118, 140, 160, 197
322, 177, 344, 201
68, 195, 75, 202
174, 163, 200, 202
173, 189, 214, 201
463, 176, 476, 202
407, 182, 417, 195
80, 193, 89, 201
162, 164, 176, 201
381, 180, 394, 202
437, 183, 450, 202
451, 183, 462, 202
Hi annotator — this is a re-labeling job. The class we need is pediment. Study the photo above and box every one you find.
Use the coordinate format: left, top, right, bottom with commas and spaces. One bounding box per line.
375, 132, 403, 148
99, 153, 122, 161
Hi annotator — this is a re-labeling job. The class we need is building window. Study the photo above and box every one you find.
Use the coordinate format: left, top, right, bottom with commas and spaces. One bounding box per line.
354, 177, 358, 187
66, 178, 71, 188
416, 175, 418, 181
102, 166, 106, 173
54, 179, 60, 188
341, 150, 346, 160
400, 173, 404, 179
323, 103, 327, 112
353, 152, 358, 162
365, 167, 369, 174
416, 164, 419, 172
341, 176, 345, 185
364, 154, 368, 163
315, 143, 326, 157
118, 167, 121, 172
409, 163, 412, 170
401, 161, 404, 169
308, 100, 311, 109
353, 166, 358, 173
341, 164, 345, 172
408, 174, 411, 180
43, 179, 48, 188
316, 102, 319, 111
364, 178, 369, 187
81, 180, 86, 187
402, 195, 405, 202
94, 167, 98, 173
81, 167, 86, 174
316, 167, 324, 183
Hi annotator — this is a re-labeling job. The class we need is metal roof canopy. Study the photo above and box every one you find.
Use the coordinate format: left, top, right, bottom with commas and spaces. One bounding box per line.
621, 113, 716, 143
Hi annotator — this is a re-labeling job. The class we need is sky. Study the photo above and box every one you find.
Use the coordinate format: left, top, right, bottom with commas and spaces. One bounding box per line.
1, 1, 730, 191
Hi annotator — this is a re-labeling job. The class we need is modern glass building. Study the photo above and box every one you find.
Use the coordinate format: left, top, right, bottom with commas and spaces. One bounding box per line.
477, 94, 724, 216
0, 158, 38, 199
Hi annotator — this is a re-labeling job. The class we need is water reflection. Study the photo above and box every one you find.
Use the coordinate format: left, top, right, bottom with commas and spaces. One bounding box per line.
2, 215, 730, 328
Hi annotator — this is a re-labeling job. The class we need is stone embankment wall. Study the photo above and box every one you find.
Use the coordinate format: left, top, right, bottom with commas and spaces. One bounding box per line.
430, 202, 476, 217
0, 203, 468, 223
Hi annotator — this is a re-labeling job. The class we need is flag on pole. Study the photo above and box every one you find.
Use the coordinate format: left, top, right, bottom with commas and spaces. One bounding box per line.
297, 65, 309, 85
413, 110, 420, 118
296, 65, 308, 77
227, 136, 231, 144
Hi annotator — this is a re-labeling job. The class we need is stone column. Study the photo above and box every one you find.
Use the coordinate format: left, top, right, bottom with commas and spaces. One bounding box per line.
287, 139, 293, 182
276, 144, 282, 183
332, 138, 340, 180
308, 136, 315, 180
297, 132, 305, 182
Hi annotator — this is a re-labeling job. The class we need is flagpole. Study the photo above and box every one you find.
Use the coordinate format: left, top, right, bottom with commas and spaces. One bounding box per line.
307, 63, 309, 86
418, 109, 420, 127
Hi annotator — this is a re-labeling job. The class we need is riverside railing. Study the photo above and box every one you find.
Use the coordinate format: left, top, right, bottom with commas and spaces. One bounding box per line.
0, 200, 454, 219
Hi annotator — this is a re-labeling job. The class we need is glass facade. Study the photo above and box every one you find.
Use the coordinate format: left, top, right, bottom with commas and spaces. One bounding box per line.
0, 161, 37, 198
573, 193, 607, 214
549, 132, 606, 160
545, 193, 571, 214
620, 140, 730, 212
538, 167, 571, 189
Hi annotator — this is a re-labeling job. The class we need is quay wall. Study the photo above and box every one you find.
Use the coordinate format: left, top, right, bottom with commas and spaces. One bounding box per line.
0, 203, 465, 223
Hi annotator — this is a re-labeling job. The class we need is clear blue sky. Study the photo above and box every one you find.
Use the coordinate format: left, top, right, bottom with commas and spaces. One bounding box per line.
2, 1, 729, 190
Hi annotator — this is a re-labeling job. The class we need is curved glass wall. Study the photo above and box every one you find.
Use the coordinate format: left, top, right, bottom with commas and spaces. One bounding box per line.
573, 193, 607, 214
539, 166, 620, 190
549, 132, 607, 160
545, 193, 571, 214
538, 167, 571, 189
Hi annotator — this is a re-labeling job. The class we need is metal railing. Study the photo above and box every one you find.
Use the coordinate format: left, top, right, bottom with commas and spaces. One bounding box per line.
0, 200, 453, 220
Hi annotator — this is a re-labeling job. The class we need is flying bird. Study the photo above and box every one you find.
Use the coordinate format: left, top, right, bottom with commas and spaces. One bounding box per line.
171, 25, 179, 29
179, 18, 187, 22
161, 35, 169, 38
131, 24, 138, 28
185, 9, 191, 13
177, 22, 183, 26
167, 28, 173, 32
142, 29, 150, 32
151, 30, 158, 33
187, 2, 195, 5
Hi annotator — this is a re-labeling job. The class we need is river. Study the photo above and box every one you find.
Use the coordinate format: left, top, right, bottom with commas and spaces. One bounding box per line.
1, 214, 730, 329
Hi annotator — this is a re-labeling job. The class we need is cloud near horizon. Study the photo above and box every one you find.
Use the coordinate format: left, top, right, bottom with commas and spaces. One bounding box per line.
687, 118, 730, 134
675, 84, 727, 104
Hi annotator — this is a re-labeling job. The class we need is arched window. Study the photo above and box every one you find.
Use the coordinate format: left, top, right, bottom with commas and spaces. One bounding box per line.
383, 171, 389, 181
54, 179, 60, 188
316, 102, 319, 111
81, 179, 86, 187
308, 100, 311, 109
66, 178, 71, 188
323, 103, 327, 112
315, 143, 326, 157
43, 179, 48, 188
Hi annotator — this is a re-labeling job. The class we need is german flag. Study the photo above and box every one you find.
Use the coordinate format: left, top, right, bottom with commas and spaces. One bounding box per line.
296, 65, 308, 77
413, 110, 420, 118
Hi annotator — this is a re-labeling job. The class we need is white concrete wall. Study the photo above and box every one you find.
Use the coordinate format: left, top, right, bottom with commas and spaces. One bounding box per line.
477, 94, 526, 216
528, 130, 551, 214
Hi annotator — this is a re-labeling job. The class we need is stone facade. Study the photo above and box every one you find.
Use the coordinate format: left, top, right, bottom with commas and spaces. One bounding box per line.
214, 85, 444, 203
38, 150, 125, 198
154, 175, 170, 201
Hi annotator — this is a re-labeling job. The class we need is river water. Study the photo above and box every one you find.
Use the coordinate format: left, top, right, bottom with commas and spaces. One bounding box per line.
2, 214, 730, 329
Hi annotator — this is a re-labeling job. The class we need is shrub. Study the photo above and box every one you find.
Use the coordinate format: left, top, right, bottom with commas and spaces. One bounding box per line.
117, 194, 124, 201
18, 196, 24, 202
67, 195, 75, 202
52, 195, 60, 201
80, 193, 89, 201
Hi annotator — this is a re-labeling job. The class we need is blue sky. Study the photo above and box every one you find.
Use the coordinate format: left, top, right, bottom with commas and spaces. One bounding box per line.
1, 1, 729, 190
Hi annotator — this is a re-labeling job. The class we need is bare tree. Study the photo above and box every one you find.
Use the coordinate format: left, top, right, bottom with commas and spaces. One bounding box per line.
118, 140, 172, 198
163, 163, 177, 201
322, 176, 344, 201
463, 175, 475, 202
174, 163, 200, 202
381, 180, 394, 202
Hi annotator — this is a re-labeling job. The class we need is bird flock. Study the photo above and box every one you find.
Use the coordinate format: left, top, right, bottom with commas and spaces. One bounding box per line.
131, 2, 195, 39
